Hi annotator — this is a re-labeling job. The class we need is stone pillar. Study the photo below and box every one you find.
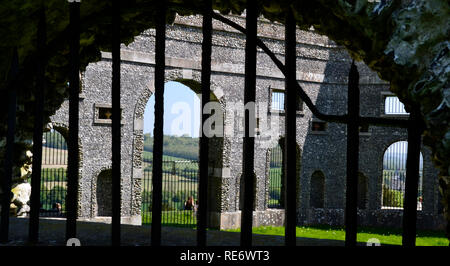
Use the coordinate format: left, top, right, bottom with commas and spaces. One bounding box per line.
129, 116, 145, 225
205, 136, 226, 229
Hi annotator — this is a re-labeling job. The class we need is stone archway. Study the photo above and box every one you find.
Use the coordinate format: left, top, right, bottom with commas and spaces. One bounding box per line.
41, 122, 83, 217
131, 69, 227, 228
131, 69, 225, 174
310, 170, 325, 209
381, 140, 424, 210
90, 166, 113, 218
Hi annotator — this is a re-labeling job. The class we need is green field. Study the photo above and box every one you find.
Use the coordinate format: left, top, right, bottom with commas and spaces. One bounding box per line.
226, 225, 449, 246
143, 134, 199, 161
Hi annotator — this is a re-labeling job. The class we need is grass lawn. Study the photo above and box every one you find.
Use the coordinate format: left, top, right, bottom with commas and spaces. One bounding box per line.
142, 210, 197, 228
226, 225, 449, 246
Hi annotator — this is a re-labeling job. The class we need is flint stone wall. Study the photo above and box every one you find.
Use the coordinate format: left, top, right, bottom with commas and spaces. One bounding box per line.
49, 14, 444, 230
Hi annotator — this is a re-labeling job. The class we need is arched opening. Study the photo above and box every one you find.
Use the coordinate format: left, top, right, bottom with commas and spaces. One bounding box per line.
40, 129, 67, 217
382, 141, 424, 210
266, 137, 301, 210
140, 80, 219, 227
310, 171, 325, 209
268, 141, 283, 209
96, 169, 112, 217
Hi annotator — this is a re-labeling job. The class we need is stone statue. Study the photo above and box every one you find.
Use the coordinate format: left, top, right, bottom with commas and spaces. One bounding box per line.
9, 150, 33, 217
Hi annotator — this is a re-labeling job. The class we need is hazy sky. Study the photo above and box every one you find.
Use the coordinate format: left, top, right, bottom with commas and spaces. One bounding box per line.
144, 81, 201, 137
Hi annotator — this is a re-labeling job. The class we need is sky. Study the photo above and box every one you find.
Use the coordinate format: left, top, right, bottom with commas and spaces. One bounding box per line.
144, 81, 201, 137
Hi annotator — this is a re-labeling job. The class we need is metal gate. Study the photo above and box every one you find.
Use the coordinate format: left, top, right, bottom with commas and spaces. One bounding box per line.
141, 160, 199, 227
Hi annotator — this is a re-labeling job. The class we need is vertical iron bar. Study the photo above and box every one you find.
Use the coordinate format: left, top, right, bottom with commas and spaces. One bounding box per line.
66, 1, 80, 241
345, 61, 359, 246
279, 146, 283, 209
151, 0, 166, 246
198, 0, 212, 247
240, 1, 257, 247
171, 162, 174, 224
402, 109, 423, 246
44, 132, 47, 165
162, 163, 165, 225
0, 48, 19, 243
29, 7, 47, 243
111, 0, 122, 246
284, 9, 297, 246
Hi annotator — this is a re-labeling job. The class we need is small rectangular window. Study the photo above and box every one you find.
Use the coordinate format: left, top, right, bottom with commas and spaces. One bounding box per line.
271, 90, 285, 111
311, 121, 327, 132
94, 104, 123, 125
270, 88, 303, 113
98, 107, 113, 119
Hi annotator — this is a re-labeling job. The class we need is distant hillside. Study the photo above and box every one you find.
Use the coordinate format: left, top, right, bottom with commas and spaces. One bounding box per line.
143, 134, 198, 161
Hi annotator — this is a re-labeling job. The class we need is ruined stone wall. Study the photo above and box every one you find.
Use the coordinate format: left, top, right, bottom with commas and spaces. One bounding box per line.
48, 14, 444, 230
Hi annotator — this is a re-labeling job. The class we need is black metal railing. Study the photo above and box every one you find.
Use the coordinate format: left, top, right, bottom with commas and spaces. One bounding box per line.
0, 1, 426, 247
141, 161, 199, 227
